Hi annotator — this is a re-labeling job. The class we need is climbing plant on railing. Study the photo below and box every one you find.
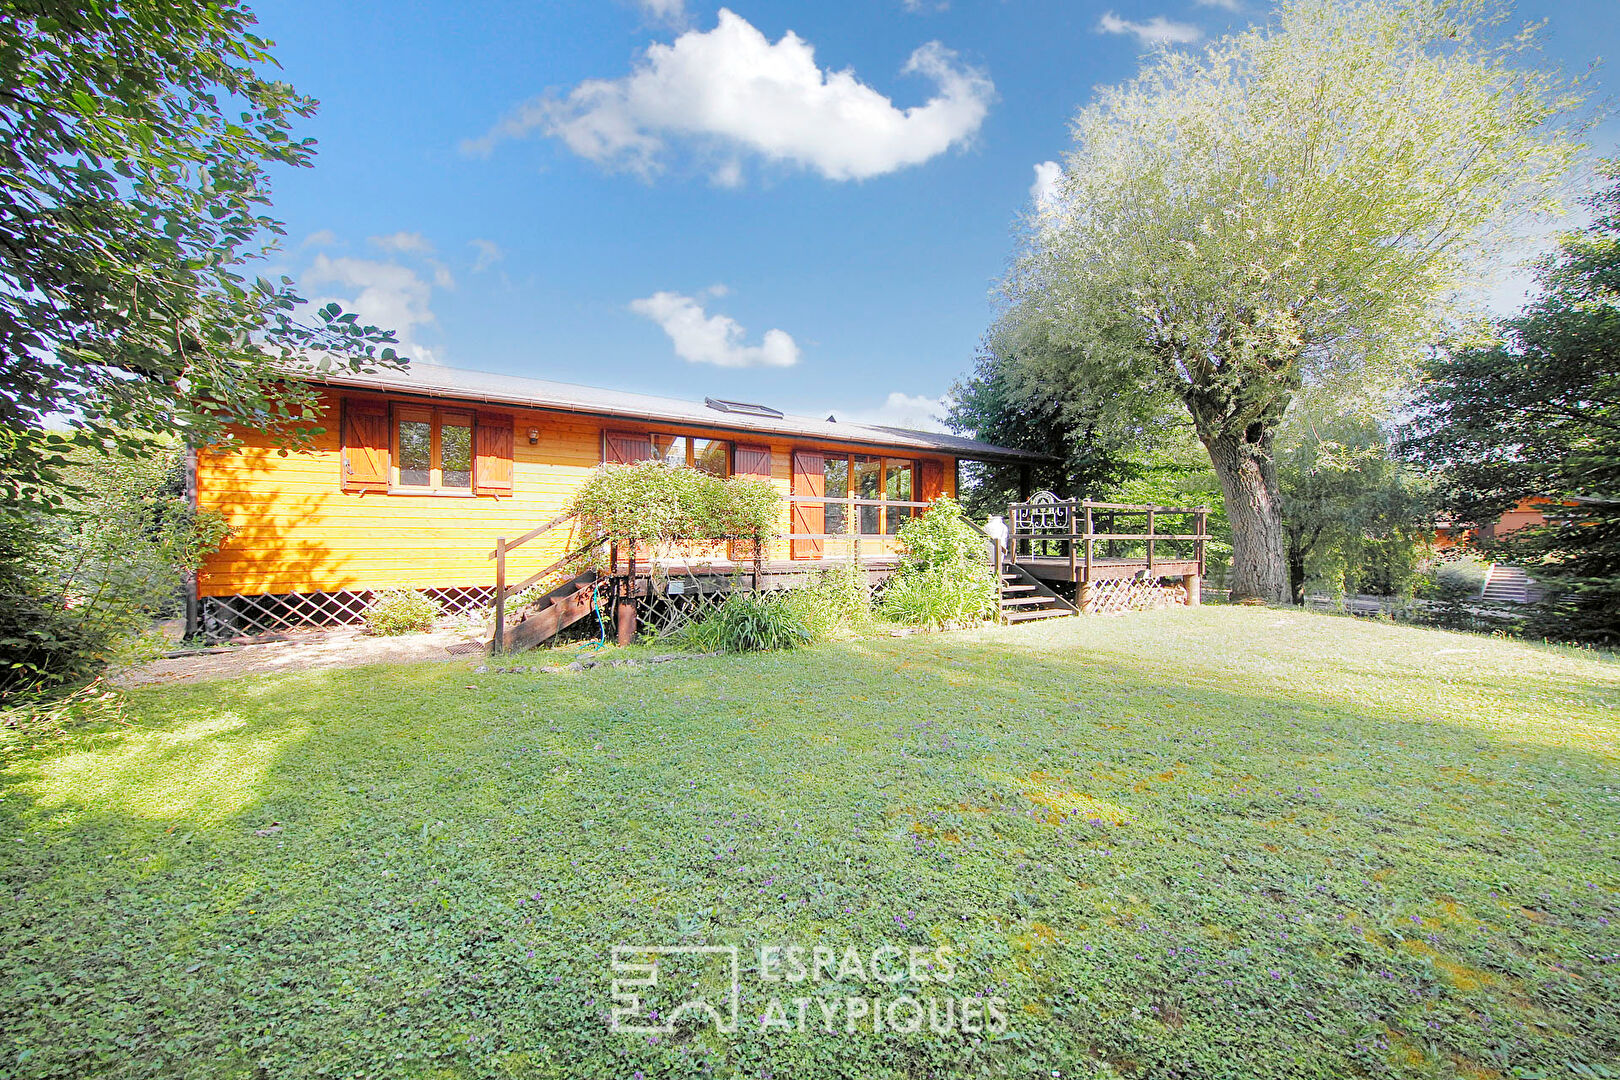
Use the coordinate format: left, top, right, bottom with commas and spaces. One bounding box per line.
569, 462, 782, 552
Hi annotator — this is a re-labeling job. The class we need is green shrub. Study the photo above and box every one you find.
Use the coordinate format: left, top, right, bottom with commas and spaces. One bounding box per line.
878, 567, 997, 630
677, 592, 809, 653
570, 462, 782, 547
878, 497, 997, 630
1, 446, 230, 703
781, 562, 875, 640
362, 589, 442, 636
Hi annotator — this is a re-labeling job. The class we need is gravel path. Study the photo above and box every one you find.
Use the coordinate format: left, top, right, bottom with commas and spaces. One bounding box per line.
117, 625, 487, 688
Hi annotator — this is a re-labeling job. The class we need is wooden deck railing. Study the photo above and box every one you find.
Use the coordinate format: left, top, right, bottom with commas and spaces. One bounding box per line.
488, 511, 605, 653
1007, 498, 1210, 582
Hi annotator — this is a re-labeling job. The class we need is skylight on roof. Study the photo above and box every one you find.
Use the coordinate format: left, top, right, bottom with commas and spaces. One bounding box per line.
704, 397, 784, 419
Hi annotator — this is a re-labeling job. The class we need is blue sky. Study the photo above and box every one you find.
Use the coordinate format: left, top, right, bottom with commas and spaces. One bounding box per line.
256, 0, 1618, 430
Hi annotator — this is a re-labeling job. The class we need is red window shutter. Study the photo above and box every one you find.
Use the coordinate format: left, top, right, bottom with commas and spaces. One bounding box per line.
790, 450, 825, 559
919, 459, 946, 503
733, 444, 772, 480
604, 430, 653, 463
340, 400, 389, 493
474, 413, 515, 496
729, 444, 773, 561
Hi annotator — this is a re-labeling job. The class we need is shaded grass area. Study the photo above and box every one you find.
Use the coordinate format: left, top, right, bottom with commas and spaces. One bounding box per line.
1, 608, 1617, 1079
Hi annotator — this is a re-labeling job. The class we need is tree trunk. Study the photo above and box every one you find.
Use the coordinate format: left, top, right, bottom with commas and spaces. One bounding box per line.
1287, 531, 1307, 606
1202, 428, 1289, 604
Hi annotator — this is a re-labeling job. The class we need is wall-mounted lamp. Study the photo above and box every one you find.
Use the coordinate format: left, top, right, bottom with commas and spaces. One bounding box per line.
526, 428, 540, 445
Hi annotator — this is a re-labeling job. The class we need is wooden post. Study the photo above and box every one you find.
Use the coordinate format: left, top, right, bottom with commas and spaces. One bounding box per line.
993, 537, 1005, 624
1184, 573, 1202, 607
1146, 507, 1156, 576
1083, 503, 1094, 583
493, 537, 507, 654
752, 529, 764, 593
1195, 508, 1207, 577
1068, 500, 1078, 582
618, 541, 638, 645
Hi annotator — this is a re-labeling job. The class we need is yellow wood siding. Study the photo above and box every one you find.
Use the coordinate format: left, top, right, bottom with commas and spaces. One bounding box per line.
196, 389, 957, 597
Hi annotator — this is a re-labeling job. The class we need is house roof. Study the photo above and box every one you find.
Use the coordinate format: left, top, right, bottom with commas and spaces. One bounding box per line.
303, 361, 1054, 465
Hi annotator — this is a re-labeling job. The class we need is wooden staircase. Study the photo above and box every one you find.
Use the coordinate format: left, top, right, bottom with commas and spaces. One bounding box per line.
502, 570, 605, 652
490, 513, 614, 653
998, 564, 1077, 624
1481, 564, 1533, 605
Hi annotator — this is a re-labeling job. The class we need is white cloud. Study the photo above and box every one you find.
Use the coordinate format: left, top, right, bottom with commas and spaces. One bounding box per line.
843, 392, 949, 433
901, 0, 950, 12
630, 290, 800, 368
1030, 160, 1062, 213
465, 8, 994, 183
369, 231, 435, 255
300, 229, 338, 249
305, 254, 441, 364
636, 0, 687, 25
469, 238, 504, 272
1096, 11, 1203, 46
1193, 0, 1244, 10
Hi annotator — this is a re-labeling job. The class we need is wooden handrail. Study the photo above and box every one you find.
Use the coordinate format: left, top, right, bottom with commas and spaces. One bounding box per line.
1007, 499, 1210, 584
1006, 531, 1212, 542
489, 510, 574, 560
1007, 499, 1207, 514
787, 495, 935, 509
501, 535, 608, 603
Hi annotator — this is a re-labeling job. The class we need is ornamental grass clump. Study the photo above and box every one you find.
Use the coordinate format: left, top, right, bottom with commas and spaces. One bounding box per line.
361, 589, 441, 636
878, 497, 997, 630
677, 592, 810, 653
781, 562, 876, 640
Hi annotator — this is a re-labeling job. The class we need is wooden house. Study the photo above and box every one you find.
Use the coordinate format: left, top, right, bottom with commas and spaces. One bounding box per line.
188, 362, 1052, 639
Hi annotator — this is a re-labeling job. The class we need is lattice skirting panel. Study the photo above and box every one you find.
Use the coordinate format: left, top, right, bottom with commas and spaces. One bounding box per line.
1079, 576, 1192, 615
200, 586, 496, 641
636, 573, 886, 639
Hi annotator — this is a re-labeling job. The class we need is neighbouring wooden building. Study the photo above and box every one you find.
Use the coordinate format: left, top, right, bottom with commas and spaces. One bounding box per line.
188, 362, 1054, 639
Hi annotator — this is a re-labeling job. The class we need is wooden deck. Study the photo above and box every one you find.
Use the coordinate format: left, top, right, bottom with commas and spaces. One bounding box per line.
1016, 555, 1202, 584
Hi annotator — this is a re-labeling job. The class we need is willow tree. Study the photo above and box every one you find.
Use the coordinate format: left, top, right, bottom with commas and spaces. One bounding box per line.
1008, 0, 1584, 602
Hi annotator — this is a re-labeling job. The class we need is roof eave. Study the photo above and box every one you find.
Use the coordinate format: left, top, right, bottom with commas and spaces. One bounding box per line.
299, 368, 1057, 466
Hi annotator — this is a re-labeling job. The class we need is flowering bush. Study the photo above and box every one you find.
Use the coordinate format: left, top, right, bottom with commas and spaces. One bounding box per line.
570, 462, 781, 546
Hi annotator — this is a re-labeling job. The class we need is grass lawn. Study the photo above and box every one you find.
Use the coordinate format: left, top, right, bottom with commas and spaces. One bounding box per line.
2, 607, 1617, 1079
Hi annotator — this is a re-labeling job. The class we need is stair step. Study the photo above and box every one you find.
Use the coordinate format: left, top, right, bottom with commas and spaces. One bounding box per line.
1000, 584, 1037, 592
1005, 609, 1073, 622
1000, 596, 1057, 607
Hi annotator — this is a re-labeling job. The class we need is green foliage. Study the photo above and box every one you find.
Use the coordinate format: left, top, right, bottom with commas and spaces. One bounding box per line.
570, 463, 783, 548
878, 499, 997, 630
361, 589, 442, 636
1277, 406, 1433, 603
1004, 0, 1586, 602
877, 569, 997, 631
780, 563, 876, 640
676, 591, 810, 653
1, 1, 404, 511
1409, 160, 1620, 645
1412, 556, 1512, 634
1, 446, 230, 702
1, 611, 1616, 1077
947, 321, 1183, 516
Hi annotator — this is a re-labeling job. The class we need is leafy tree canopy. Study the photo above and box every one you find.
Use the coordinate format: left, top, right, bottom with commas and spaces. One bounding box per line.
948, 315, 1188, 516
1408, 159, 1620, 643
0, 0, 402, 511
1005, 0, 1586, 602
